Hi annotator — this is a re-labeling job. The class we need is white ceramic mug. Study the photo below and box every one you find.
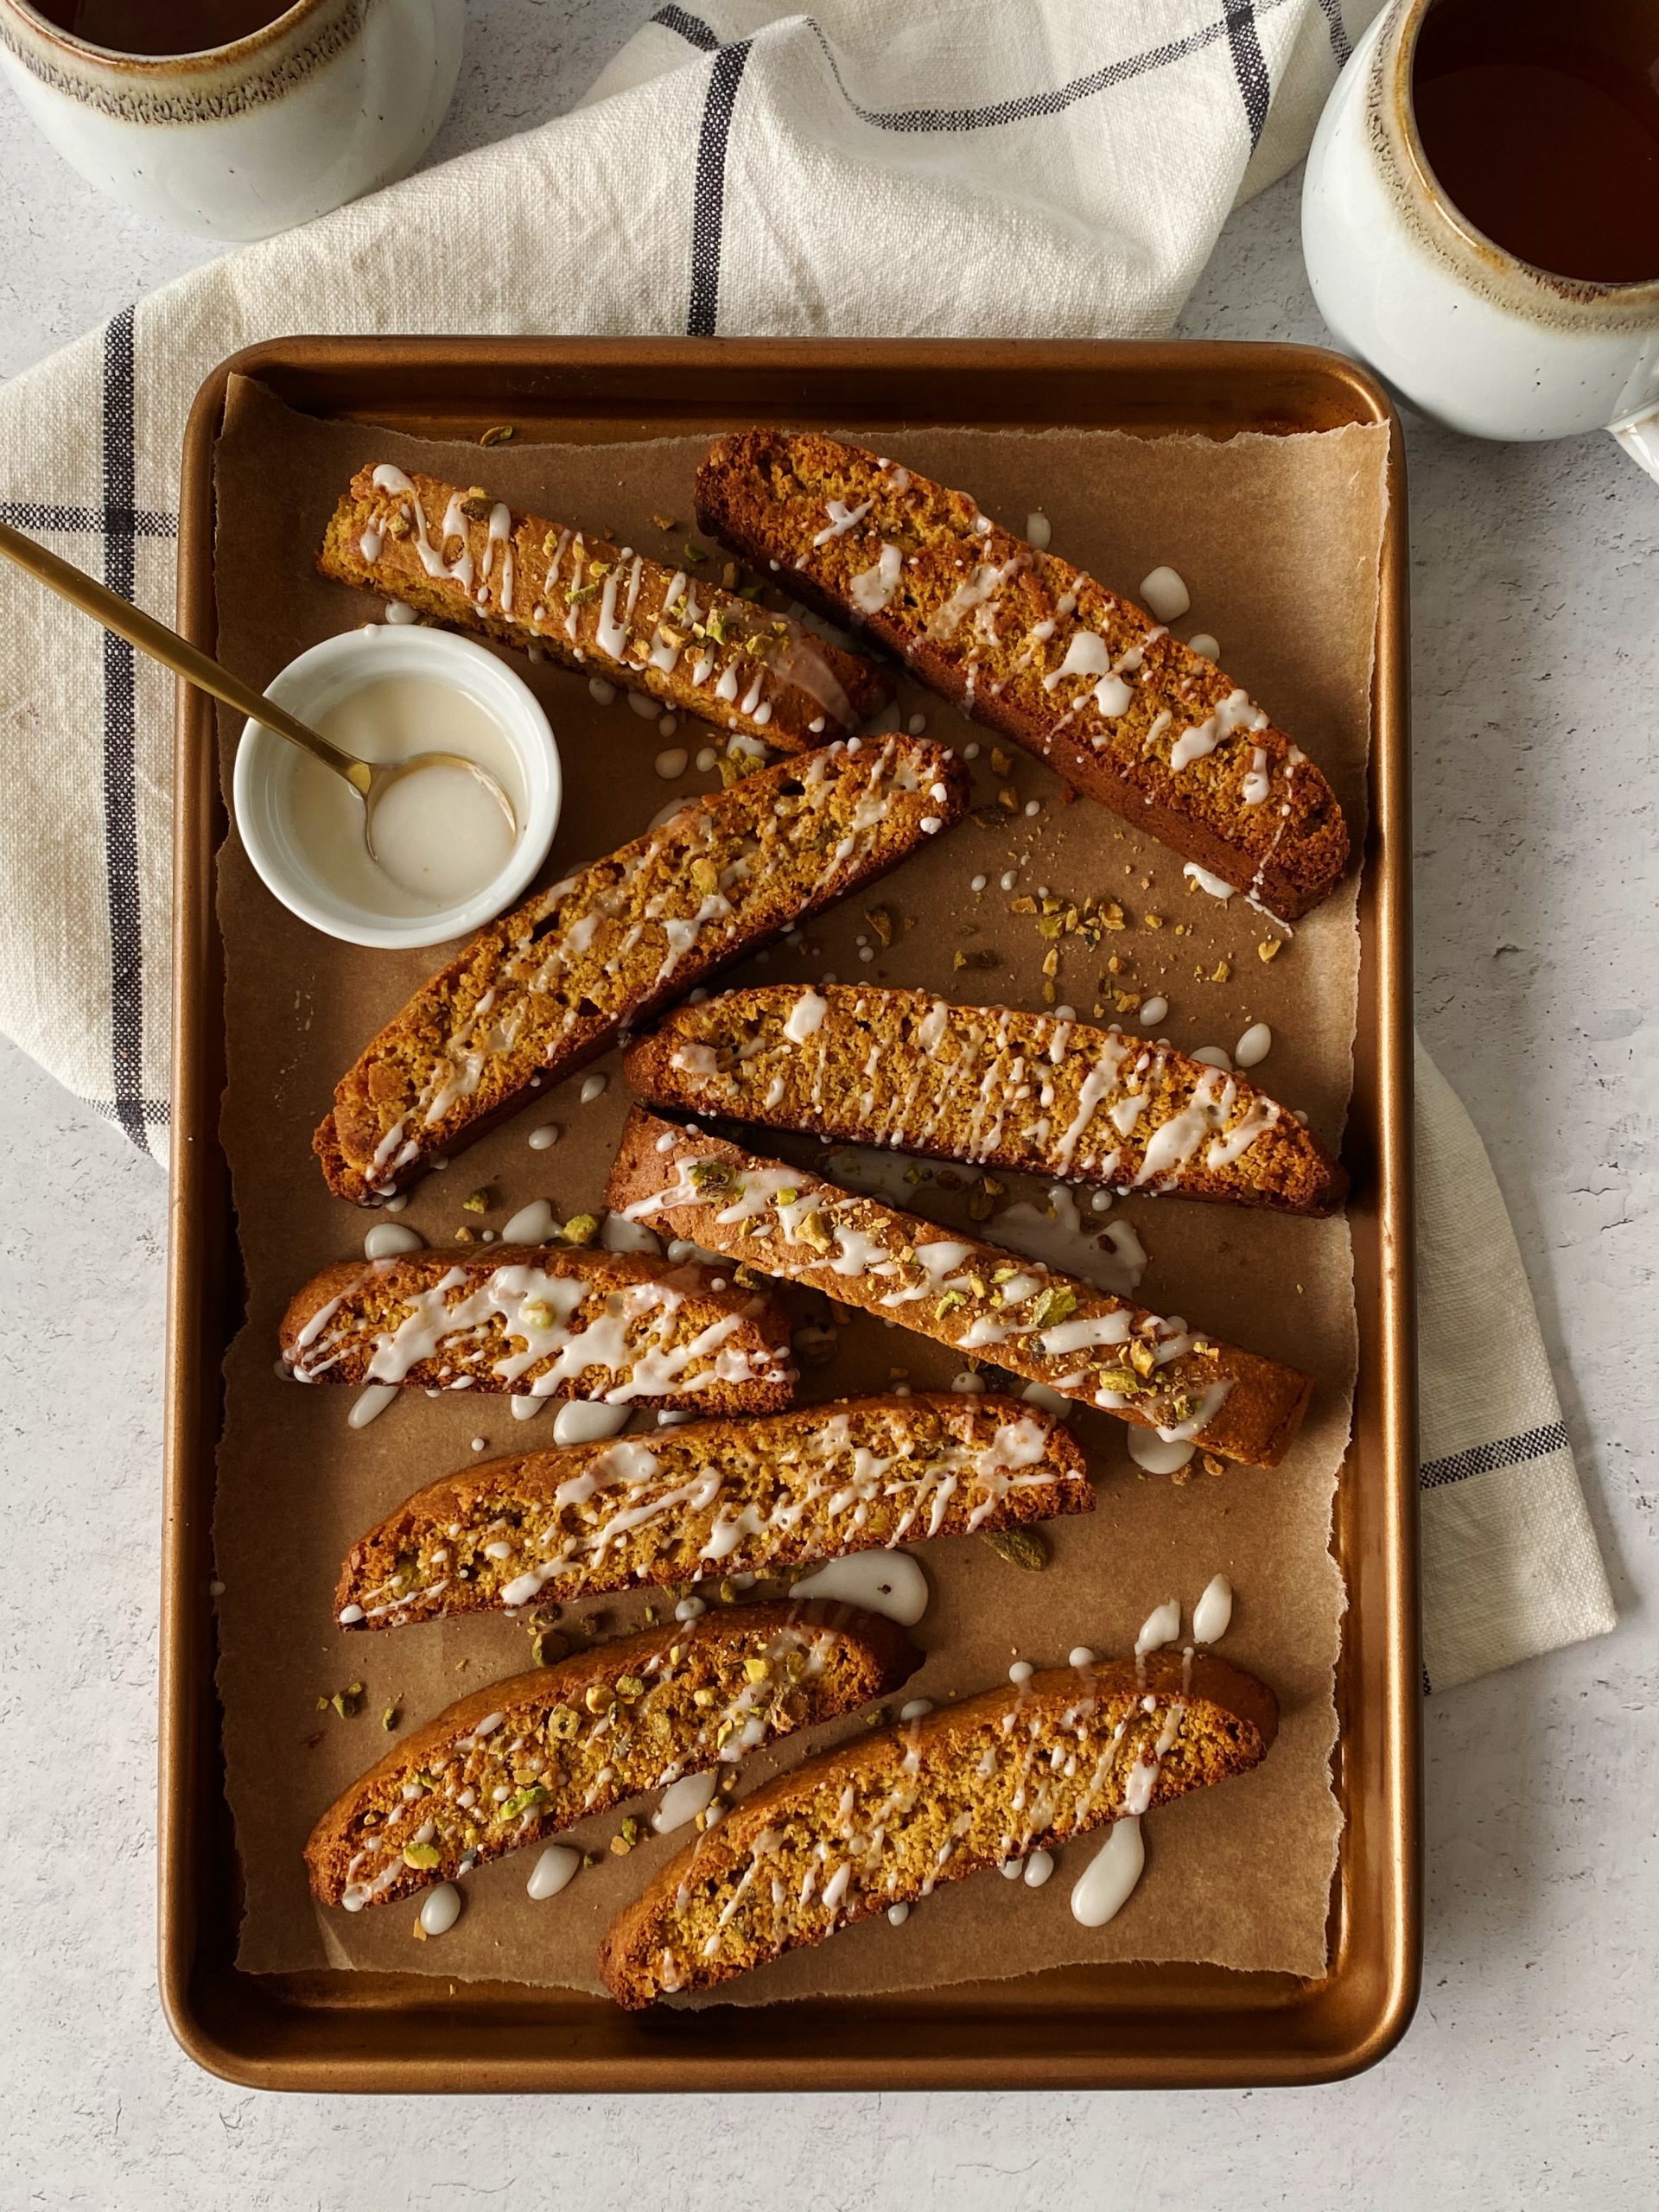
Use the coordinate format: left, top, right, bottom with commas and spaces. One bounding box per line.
0, 0, 463, 242
1301, 0, 1659, 480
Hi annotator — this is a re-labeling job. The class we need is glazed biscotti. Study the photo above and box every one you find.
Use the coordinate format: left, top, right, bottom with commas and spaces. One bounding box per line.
605, 1112, 1313, 1468
319, 463, 892, 748
599, 1650, 1278, 2005
694, 430, 1349, 919
626, 985, 1346, 1216
307, 1605, 916, 1910
333, 1395, 1093, 1630
315, 735, 969, 1203
279, 1246, 795, 1411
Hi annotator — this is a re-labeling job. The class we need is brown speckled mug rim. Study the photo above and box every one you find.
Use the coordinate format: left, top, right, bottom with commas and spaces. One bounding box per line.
0, 0, 367, 123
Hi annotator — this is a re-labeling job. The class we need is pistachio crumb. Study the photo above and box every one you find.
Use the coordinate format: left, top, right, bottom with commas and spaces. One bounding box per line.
981, 1525, 1048, 1571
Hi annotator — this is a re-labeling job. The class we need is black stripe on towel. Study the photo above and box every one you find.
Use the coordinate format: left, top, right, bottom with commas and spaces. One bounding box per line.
0, 499, 175, 537
1419, 1422, 1570, 1491
1225, 0, 1271, 149
100, 306, 148, 1155
1315, 0, 1352, 69
687, 37, 752, 337
652, 3, 719, 51
803, 0, 1296, 134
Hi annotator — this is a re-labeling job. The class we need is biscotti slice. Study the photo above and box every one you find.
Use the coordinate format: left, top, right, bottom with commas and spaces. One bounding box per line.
279, 1246, 795, 1411
307, 1604, 916, 1911
695, 429, 1349, 920
606, 1112, 1312, 1469
319, 463, 892, 748
334, 1394, 1092, 1630
315, 734, 969, 1203
626, 985, 1346, 1216
600, 1650, 1277, 2005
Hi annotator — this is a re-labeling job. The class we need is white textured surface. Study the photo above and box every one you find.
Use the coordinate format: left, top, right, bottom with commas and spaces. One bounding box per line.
0, 11, 1655, 2202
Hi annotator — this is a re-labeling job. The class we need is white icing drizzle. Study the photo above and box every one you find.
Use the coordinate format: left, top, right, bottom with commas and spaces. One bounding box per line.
653, 1770, 718, 1834
526, 1843, 582, 1900
418, 1883, 461, 1936
1134, 1600, 1181, 1656
1170, 689, 1268, 772
812, 498, 874, 546
364, 1222, 423, 1260
784, 988, 828, 1043
552, 1401, 632, 1446
1234, 1022, 1272, 1069
1127, 1428, 1196, 1476
850, 542, 903, 615
1070, 1816, 1144, 1926
791, 1551, 929, 1625
1192, 1573, 1233, 1643
348, 1383, 400, 1430
928, 556, 1027, 640
1137, 566, 1190, 622
501, 1198, 556, 1244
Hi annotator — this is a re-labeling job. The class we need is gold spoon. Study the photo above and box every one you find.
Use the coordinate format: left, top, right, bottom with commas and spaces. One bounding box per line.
0, 518, 517, 874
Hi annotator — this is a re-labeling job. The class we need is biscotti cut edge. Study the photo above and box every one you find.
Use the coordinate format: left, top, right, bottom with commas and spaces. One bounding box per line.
332, 1392, 1095, 1630
694, 429, 1349, 921
625, 984, 1348, 1217
318, 462, 893, 749
599, 1651, 1278, 2005
604, 1109, 1313, 1470
279, 1245, 797, 1413
315, 734, 970, 1205
306, 1603, 918, 1910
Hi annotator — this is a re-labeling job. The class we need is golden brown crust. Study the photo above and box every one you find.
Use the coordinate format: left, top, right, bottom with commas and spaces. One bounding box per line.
626, 985, 1347, 1216
332, 1393, 1094, 1630
599, 1651, 1278, 2005
318, 463, 892, 747
314, 734, 969, 1204
278, 1244, 796, 1412
694, 429, 1349, 920
603, 1111, 1313, 1469
305, 1604, 917, 1910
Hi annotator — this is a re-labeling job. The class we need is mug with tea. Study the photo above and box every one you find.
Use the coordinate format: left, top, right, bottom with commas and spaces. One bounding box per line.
1302, 0, 1659, 478
0, 0, 463, 241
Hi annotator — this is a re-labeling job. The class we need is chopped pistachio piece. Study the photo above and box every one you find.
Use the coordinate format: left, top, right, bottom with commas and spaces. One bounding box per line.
981, 1525, 1048, 1572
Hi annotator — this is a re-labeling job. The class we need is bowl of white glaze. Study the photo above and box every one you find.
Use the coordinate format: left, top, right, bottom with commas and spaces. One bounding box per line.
233, 626, 561, 950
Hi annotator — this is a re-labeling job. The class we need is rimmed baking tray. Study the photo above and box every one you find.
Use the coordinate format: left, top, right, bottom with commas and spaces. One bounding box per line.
162, 337, 1418, 2091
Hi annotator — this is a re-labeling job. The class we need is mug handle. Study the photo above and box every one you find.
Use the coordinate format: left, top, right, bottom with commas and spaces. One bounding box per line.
1611, 408, 1659, 486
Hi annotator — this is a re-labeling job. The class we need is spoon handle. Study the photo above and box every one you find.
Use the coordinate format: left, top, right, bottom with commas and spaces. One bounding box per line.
0, 518, 371, 796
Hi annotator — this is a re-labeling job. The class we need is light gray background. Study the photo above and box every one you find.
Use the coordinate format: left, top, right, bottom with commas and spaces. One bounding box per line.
0, 5, 1653, 2205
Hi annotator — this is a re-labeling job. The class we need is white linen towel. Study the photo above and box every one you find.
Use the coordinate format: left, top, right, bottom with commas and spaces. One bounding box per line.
0, 0, 1612, 1680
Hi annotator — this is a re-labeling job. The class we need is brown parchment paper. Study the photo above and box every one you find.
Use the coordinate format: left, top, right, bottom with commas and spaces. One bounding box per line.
211, 374, 1388, 1999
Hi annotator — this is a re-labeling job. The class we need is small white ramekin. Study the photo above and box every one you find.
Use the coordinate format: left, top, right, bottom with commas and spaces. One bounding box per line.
232, 626, 562, 950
